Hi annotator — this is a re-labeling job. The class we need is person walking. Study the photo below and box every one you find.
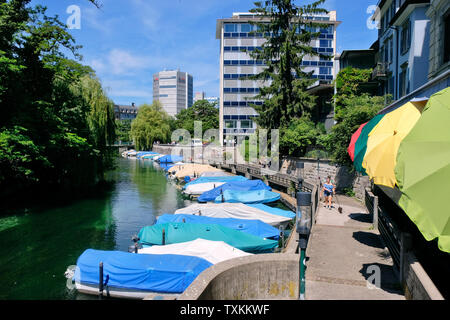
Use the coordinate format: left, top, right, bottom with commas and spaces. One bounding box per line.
322, 176, 335, 210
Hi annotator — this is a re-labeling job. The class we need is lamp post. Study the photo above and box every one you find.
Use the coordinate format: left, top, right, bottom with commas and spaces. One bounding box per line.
297, 191, 312, 301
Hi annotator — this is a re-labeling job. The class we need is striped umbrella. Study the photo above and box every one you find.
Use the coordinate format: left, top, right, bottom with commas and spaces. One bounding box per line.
353, 114, 385, 174
347, 122, 367, 162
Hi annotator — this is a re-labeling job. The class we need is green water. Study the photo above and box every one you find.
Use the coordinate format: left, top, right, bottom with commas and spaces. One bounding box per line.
0, 158, 192, 300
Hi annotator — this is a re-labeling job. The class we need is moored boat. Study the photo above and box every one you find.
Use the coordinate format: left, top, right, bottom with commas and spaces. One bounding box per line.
138, 222, 279, 254
174, 203, 293, 228
71, 249, 212, 299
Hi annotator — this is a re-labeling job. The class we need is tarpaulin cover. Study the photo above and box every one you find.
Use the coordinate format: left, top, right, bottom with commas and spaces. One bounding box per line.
183, 176, 248, 189
158, 162, 176, 171
215, 189, 281, 204
157, 155, 184, 163
75, 249, 212, 293
138, 222, 279, 253
184, 182, 227, 195
247, 204, 296, 219
136, 152, 158, 158
138, 239, 251, 264
156, 213, 280, 240
175, 203, 293, 227
197, 180, 271, 203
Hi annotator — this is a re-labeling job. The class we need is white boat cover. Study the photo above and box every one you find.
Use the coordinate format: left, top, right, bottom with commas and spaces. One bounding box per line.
200, 171, 232, 177
183, 182, 227, 195
138, 239, 251, 265
175, 203, 293, 227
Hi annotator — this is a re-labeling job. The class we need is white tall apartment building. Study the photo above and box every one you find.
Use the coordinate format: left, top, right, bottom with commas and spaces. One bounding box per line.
153, 70, 193, 116
216, 11, 340, 145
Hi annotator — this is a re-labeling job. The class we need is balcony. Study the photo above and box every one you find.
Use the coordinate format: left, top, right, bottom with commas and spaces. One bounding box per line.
372, 62, 389, 80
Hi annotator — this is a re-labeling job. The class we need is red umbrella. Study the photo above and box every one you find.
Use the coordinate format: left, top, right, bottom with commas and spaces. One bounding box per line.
348, 122, 368, 162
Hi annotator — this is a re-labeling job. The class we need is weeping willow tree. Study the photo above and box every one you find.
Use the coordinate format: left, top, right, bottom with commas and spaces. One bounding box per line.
247, 0, 331, 129
131, 101, 172, 151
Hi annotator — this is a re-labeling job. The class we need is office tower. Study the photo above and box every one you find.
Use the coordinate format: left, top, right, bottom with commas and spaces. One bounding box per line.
153, 70, 193, 116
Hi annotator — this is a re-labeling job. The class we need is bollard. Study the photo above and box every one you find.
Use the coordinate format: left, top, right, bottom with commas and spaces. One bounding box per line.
296, 191, 312, 301
99, 262, 104, 299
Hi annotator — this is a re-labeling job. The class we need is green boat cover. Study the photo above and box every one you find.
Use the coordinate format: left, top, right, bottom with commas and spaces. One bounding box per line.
138, 222, 278, 254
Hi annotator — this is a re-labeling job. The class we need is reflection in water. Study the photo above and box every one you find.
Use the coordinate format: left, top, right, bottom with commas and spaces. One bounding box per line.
0, 158, 191, 299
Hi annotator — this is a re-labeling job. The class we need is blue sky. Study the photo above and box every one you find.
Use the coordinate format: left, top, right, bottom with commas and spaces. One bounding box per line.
32, 0, 380, 106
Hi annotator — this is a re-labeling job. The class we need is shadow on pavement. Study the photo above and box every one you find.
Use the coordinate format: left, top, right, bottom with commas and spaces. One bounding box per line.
352, 231, 385, 249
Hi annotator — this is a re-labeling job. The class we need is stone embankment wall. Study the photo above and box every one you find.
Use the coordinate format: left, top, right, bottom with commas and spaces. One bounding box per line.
152, 145, 370, 201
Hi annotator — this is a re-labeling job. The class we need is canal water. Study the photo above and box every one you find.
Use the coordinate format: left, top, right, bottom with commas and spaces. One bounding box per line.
0, 158, 192, 299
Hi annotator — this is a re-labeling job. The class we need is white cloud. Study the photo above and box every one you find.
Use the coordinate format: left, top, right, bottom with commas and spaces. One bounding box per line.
107, 49, 150, 75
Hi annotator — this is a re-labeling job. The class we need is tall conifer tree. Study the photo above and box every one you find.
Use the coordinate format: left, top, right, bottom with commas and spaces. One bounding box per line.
247, 0, 331, 129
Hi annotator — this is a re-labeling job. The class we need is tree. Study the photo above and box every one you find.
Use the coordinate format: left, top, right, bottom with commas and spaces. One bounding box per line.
333, 67, 375, 122
115, 119, 132, 144
174, 100, 219, 136
0, 0, 116, 199
130, 102, 172, 150
247, 0, 329, 129
280, 117, 326, 157
324, 94, 386, 168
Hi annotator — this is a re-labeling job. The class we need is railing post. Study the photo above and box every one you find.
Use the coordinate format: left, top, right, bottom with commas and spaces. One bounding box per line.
400, 232, 413, 285
373, 195, 379, 231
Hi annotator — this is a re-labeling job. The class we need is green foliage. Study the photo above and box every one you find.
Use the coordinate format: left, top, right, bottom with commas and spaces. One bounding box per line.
0, 0, 116, 197
131, 102, 172, 150
333, 67, 374, 122
280, 117, 326, 157
324, 94, 386, 167
115, 119, 132, 144
247, 0, 328, 129
174, 100, 219, 136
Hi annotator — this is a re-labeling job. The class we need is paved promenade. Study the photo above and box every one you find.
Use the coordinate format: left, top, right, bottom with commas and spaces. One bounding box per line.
305, 195, 405, 300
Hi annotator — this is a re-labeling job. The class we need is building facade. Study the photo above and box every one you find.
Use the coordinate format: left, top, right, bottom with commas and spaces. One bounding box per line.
205, 96, 220, 108
373, 0, 449, 113
194, 92, 206, 103
216, 11, 340, 145
114, 103, 138, 121
153, 70, 193, 117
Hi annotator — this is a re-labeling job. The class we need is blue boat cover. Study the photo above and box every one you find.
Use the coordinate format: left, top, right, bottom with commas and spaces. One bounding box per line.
138, 222, 278, 253
198, 180, 271, 203
215, 189, 281, 204
156, 214, 280, 240
157, 155, 183, 163
247, 204, 296, 219
159, 162, 175, 171
75, 249, 212, 294
183, 176, 247, 189
137, 151, 158, 158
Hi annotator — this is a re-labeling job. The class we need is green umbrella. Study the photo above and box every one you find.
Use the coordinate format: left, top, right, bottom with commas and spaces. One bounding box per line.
395, 87, 450, 253
353, 114, 385, 174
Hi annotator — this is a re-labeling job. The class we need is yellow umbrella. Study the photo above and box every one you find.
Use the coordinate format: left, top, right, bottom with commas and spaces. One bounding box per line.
362, 100, 427, 188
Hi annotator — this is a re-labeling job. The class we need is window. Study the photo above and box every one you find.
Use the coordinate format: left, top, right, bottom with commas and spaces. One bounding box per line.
240, 24, 252, 32
320, 40, 331, 47
319, 67, 331, 75
399, 63, 408, 98
225, 120, 236, 129
240, 120, 252, 129
444, 10, 450, 64
225, 24, 237, 33
389, 37, 393, 63
160, 85, 176, 89
400, 20, 411, 55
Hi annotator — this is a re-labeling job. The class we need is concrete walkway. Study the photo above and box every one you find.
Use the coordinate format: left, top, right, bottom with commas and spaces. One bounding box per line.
305, 195, 405, 300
